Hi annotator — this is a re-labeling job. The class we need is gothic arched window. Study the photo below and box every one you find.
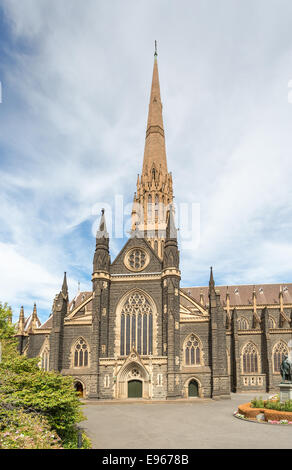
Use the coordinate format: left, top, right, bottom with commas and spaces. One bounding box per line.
73, 338, 89, 367
120, 292, 153, 356
147, 194, 152, 220
155, 194, 159, 219
238, 317, 249, 330
268, 316, 276, 329
273, 341, 288, 373
242, 342, 259, 373
184, 334, 202, 366
40, 348, 50, 371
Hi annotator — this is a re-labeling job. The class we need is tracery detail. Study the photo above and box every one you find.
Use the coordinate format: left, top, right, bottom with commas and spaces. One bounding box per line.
242, 342, 259, 373
273, 342, 288, 373
73, 338, 89, 367
184, 334, 202, 366
120, 292, 153, 356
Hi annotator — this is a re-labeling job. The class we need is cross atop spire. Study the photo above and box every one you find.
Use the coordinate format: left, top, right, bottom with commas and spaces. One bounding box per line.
154, 40, 158, 57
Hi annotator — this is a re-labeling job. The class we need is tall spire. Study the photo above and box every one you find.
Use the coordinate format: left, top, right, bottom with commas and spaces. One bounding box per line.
131, 44, 173, 259
142, 42, 167, 176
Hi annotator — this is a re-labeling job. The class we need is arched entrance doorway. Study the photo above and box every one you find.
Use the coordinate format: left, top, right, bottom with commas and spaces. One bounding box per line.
74, 381, 84, 398
128, 380, 142, 398
188, 379, 199, 397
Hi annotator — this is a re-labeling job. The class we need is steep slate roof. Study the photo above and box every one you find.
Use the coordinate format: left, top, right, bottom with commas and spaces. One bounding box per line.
67, 291, 92, 314
38, 315, 53, 330
23, 314, 41, 331
182, 283, 292, 307
38, 283, 292, 329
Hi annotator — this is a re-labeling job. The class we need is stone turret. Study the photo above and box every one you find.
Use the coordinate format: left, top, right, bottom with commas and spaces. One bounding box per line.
90, 210, 111, 398
49, 272, 68, 371
162, 207, 181, 398
209, 267, 230, 399
93, 209, 110, 274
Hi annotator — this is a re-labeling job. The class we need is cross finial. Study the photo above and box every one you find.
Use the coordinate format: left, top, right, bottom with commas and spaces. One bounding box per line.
154, 40, 158, 57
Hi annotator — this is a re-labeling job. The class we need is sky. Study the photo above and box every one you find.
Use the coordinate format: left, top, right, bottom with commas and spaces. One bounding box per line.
0, 0, 292, 323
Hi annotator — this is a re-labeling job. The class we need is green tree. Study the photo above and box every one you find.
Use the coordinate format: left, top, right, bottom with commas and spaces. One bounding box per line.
0, 302, 90, 448
0, 303, 15, 340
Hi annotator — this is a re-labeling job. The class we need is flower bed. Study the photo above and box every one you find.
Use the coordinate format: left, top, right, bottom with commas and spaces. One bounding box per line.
236, 402, 292, 424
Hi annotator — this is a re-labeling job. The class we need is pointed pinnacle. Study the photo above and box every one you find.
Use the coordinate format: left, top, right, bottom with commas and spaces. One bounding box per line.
62, 272, 68, 296
154, 40, 158, 57
19, 305, 24, 319
209, 266, 215, 288
97, 209, 108, 237
166, 204, 177, 239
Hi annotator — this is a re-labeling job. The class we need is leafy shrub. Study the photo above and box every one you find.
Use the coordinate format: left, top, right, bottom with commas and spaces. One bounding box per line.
265, 399, 292, 412
0, 303, 90, 449
251, 395, 292, 413
0, 345, 84, 443
0, 403, 62, 449
251, 396, 265, 408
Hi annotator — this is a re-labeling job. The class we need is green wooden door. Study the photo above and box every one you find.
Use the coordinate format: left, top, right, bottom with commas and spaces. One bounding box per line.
188, 380, 198, 397
128, 380, 142, 398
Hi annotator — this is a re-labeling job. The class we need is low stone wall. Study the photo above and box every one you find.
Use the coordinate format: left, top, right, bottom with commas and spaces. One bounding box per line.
238, 402, 292, 422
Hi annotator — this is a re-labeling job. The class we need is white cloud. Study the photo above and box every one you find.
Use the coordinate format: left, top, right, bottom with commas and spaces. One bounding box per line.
0, 0, 292, 320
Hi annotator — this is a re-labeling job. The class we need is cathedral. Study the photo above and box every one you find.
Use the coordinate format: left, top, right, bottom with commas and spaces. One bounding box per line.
16, 49, 292, 400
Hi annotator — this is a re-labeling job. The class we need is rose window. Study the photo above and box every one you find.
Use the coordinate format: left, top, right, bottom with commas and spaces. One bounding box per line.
125, 248, 148, 271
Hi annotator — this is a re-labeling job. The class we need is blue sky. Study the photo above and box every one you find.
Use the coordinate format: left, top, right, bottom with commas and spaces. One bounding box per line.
0, 0, 292, 323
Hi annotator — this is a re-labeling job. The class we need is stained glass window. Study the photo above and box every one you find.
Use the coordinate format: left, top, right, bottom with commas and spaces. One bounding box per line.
127, 249, 147, 270
242, 343, 259, 373
120, 292, 153, 356
73, 338, 89, 367
273, 342, 288, 373
184, 335, 201, 366
40, 348, 49, 371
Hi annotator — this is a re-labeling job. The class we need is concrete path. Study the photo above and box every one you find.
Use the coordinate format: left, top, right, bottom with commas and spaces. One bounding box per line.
81, 393, 292, 449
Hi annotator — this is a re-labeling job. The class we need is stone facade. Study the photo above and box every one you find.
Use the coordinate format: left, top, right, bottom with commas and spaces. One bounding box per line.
16, 51, 292, 401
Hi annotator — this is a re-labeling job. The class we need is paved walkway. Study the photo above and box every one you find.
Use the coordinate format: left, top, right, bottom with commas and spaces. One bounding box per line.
81, 393, 292, 449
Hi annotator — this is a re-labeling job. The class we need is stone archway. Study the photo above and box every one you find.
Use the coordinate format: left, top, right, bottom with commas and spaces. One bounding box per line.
116, 353, 150, 399
74, 380, 84, 398
183, 377, 203, 398
188, 379, 199, 397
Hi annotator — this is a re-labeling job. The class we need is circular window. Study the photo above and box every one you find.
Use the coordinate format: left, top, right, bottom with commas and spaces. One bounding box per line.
124, 248, 149, 272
